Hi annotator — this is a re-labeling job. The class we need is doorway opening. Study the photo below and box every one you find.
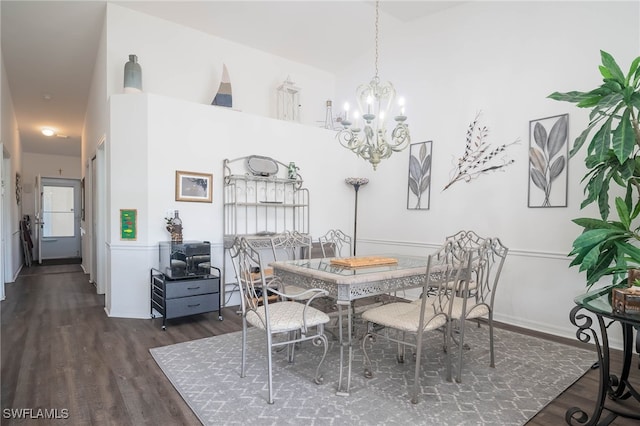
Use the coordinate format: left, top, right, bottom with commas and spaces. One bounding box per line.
37, 177, 82, 262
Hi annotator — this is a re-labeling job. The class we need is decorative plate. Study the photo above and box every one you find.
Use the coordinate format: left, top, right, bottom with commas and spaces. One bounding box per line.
246, 155, 278, 177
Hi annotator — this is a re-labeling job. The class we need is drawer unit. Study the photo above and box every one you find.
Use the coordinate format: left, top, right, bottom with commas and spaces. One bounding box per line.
151, 267, 223, 330
165, 277, 219, 299
165, 293, 220, 318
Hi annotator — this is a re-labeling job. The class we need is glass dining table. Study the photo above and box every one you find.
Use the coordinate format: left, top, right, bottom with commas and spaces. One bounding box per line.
270, 254, 429, 395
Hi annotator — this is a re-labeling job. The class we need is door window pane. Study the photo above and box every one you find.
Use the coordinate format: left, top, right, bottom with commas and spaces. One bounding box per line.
42, 186, 75, 237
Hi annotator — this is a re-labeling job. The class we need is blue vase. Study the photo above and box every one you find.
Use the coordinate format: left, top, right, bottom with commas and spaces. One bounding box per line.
123, 54, 142, 93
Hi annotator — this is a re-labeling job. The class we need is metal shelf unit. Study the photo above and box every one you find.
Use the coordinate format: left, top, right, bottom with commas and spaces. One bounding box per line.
222, 156, 310, 306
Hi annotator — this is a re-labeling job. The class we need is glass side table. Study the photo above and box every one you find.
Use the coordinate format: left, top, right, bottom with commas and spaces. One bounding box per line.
567, 285, 640, 425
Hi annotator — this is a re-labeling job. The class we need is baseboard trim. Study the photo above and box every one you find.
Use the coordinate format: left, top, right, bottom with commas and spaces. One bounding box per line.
492, 319, 597, 352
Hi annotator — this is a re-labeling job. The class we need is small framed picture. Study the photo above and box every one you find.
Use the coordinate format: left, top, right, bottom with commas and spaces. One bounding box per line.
120, 209, 137, 240
175, 170, 213, 203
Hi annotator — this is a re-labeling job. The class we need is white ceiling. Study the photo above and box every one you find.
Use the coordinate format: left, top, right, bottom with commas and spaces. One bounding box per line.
1, 1, 465, 157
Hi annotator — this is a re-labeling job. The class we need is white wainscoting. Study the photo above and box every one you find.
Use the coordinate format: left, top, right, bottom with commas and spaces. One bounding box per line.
357, 238, 623, 350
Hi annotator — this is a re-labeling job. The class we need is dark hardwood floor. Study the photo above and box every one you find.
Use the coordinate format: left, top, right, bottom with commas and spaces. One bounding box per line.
1, 263, 242, 425
1, 263, 638, 425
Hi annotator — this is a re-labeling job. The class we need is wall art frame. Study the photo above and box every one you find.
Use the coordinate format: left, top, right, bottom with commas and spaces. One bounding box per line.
120, 209, 137, 240
528, 113, 569, 208
175, 170, 213, 203
407, 141, 432, 210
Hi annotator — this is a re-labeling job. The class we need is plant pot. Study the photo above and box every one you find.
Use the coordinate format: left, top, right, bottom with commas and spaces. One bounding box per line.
612, 286, 640, 314
628, 268, 640, 287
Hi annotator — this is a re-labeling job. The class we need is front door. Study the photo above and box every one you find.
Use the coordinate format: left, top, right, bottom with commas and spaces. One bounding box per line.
38, 177, 82, 260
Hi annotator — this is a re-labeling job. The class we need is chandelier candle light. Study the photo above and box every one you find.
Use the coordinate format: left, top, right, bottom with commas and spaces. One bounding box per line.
337, 0, 410, 170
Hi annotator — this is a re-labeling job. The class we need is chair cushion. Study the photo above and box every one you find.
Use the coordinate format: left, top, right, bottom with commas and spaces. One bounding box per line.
362, 300, 447, 333
449, 298, 490, 320
246, 301, 330, 333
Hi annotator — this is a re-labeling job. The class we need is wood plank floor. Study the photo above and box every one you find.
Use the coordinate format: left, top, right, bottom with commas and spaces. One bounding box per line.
1, 263, 638, 425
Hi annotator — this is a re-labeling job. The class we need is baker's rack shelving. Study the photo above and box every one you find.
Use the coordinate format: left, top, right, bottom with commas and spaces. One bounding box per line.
222, 155, 310, 306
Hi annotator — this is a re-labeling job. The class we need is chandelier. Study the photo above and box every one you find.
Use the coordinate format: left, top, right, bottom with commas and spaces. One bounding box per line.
337, 0, 410, 170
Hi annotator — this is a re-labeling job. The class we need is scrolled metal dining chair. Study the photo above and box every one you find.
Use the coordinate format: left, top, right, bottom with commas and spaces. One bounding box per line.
233, 236, 330, 404
361, 241, 474, 404
270, 230, 315, 300
318, 229, 353, 258
448, 237, 508, 382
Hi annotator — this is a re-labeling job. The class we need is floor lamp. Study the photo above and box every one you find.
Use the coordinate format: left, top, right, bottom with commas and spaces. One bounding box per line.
345, 178, 369, 256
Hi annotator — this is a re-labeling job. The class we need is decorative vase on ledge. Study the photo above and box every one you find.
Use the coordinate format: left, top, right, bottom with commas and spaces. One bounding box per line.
123, 54, 142, 94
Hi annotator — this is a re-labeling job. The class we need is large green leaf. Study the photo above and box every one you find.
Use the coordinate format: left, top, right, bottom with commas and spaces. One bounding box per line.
572, 228, 622, 251
600, 50, 626, 84
580, 169, 603, 209
616, 241, 640, 264
630, 92, 640, 110
590, 120, 612, 161
570, 123, 597, 157
547, 91, 591, 103
595, 92, 624, 111
612, 109, 634, 163
597, 174, 611, 219
619, 157, 636, 181
602, 79, 623, 93
626, 56, 640, 85
585, 250, 616, 283
615, 197, 631, 230
580, 243, 603, 271
572, 217, 619, 230
631, 196, 640, 221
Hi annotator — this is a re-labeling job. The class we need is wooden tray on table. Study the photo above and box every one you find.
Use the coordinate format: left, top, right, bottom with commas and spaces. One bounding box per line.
330, 256, 398, 268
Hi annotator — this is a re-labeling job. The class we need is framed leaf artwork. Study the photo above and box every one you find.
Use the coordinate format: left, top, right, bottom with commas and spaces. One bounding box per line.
528, 114, 569, 208
407, 141, 432, 210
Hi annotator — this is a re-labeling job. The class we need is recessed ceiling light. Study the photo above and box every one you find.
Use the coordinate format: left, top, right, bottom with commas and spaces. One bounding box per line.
41, 128, 55, 136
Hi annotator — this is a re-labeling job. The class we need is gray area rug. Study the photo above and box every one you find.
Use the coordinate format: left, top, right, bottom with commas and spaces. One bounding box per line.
150, 325, 594, 425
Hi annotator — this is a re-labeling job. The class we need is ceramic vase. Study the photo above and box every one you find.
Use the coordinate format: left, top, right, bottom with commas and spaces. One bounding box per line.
123, 54, 142, 93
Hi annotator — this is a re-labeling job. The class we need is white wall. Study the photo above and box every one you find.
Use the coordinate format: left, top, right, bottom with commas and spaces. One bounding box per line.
335, 1, 640, 344
107, 94, 355, 318
82, 11, 108, 277
94, 4, 354, 317
1, 45, 23, 284
106, 4, 335, 126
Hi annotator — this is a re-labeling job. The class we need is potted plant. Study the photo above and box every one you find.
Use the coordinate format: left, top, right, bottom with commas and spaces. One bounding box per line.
548, 50, 640, 289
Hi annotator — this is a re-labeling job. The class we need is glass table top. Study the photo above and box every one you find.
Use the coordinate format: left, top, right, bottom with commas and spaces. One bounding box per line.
575, 285, 640, 325
272, 255, 428, 278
